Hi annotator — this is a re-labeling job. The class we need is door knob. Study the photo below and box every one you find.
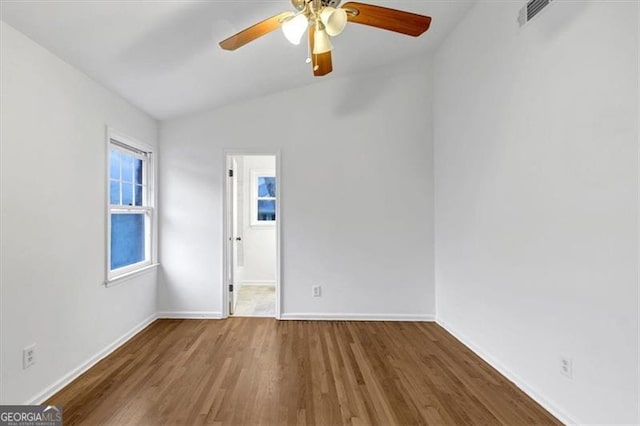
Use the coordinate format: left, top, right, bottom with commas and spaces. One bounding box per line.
235, 237, 242, 241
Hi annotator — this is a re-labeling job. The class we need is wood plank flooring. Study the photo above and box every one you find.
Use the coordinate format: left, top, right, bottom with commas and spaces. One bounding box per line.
47, 319, 560, 425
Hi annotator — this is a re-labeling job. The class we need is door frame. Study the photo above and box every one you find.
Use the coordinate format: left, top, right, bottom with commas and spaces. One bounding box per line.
221, 149, 282, 319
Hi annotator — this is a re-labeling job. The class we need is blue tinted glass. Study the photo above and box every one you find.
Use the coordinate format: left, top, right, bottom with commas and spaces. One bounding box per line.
109, 150, 120, 180
122, 183, 133, 205
135, 185, 143, 206
121, 153, 133, 183
109, 180, 120, 205
111, 214, 145, 270
258, 177, 276, 197
134, 158, 143, 185
257, 200, 276, 221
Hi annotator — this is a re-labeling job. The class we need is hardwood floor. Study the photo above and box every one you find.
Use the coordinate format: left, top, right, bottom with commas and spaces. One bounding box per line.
47, 319, 560, 425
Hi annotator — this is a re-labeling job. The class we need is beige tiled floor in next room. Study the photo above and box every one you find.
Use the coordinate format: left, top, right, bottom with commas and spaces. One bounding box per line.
233, 285, 275, 317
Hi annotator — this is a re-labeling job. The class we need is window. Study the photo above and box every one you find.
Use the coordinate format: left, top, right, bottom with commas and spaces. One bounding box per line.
251, 170, 276, 226
107, 131, 155, 281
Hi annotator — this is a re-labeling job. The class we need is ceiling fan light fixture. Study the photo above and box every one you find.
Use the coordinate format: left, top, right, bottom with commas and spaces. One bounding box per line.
320, 7, 347, 36
219, 1, 433, 78
282, 13, 309, 45
313, 25, 332, 54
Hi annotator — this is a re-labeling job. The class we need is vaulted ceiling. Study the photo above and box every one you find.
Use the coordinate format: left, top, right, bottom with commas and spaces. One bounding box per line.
1, 1, 474, 120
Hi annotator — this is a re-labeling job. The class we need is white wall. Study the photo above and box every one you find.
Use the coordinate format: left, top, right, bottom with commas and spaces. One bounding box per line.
0, 22, 158, 404
159, 57, 435, 319
434, 2, 639, 424
238, 155, 276, 285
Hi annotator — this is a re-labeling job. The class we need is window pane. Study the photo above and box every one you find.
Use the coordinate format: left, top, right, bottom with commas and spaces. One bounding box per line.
135, 184, 143, 206
122, 182, 133, 206
109, 180, 120, 205
257, 200, 276, 221
258, 177, 276, 197
109, 150, 120, 180
134, 158, 144, 185
111, 214, 145, 270
121, 153, 134, 183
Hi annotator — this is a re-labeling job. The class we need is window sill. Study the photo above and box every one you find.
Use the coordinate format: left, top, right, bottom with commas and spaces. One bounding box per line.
105, 263, 160, 288
250, 222, 276, 228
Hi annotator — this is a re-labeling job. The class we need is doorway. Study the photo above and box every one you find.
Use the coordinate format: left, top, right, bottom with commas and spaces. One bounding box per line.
224, 153, 280, 318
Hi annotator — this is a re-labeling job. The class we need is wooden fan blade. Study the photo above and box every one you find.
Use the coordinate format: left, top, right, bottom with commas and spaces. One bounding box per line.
309, 25, 333, 77
219, 12, 292, 51
342, 2, 431, 37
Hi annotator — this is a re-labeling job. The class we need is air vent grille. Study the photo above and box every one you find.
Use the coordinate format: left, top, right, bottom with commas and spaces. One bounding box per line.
528, 0, 550, 20
518, 0, 554, 27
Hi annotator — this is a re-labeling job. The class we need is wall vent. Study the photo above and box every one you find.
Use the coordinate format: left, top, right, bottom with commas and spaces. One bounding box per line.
518, 0, 554, 27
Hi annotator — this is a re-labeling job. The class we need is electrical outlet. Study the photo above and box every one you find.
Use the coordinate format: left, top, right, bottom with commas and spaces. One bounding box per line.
23, 344, 36, 369
312, 285, 321, 297
560, 355, 572, 379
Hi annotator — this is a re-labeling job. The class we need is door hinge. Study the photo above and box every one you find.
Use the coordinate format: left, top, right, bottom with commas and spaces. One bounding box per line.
228, 169, 233, 177
229, 284, 234, 292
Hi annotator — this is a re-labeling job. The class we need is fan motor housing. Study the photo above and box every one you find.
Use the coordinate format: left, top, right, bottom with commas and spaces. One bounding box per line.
291, 0, 342, 10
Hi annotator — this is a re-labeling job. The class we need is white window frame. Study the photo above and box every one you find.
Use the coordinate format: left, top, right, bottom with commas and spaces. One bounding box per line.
105, 128, 158, 284
250, 169, 276, 227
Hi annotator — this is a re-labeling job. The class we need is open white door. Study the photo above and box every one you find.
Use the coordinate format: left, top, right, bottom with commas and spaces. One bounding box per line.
226, 158, 235, 314
223, 152, 280, 319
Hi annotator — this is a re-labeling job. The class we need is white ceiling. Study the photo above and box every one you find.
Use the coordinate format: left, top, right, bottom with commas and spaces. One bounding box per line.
0, 1, 474, 120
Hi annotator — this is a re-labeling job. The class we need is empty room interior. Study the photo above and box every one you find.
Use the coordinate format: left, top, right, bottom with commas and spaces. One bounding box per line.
0, 0, 639, 424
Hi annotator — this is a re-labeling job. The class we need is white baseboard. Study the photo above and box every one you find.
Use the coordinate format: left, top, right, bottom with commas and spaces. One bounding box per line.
26, 312, 158, 405
280, 313, 435, 321
156, 311, 222, 319
436, 318, 576, 425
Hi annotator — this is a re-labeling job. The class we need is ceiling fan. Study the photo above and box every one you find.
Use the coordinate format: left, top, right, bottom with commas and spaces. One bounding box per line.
219, 0, 432, 77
